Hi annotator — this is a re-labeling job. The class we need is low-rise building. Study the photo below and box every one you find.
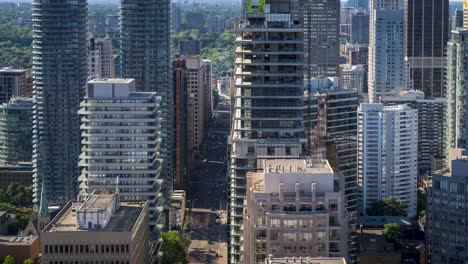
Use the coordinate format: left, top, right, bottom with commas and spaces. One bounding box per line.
356, 228, 401, 264
168, 190, 186, 229
41, 190, 149, 263
243, 159, 348, 263
0, 162, 33, 189
0, 235, 40, 263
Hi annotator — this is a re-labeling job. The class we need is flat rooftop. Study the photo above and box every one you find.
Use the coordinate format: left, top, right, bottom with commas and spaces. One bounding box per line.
78, 191, 114, 213
44, 201, 144, 233
263, 159, 333, 174
265, 257, 347, 264
88, 78, 134, 84
0, 235, 38, 246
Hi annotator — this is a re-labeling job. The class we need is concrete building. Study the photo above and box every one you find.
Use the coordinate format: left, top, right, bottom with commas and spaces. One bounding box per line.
368, 0, 405, 103
356, 228, 401, 264
0, 163, 33, 189
445, 29, 468, 159
243, 159, 348, 263
351, 11, 369, 45
230, 1, 306, 262
293, 0, 340, 78
303, 78, 358, 260
357, 104, 418, 217
41, 190, 149, 263
87, 36, 101, 80
88, 37, 116, 81
0, 68, 27, 103
0, 97, 32, 165
452, 8, 463, 31
121, 0, 173, 198
427, 148, 468, 263
0, 235, 40, 263
381, 91, 445, 176
405, 0, 449, 98
78, 79, 163, 229
32, 0, 88, 205
179, 39, 201, 55
264, 257, 347, 264
339, 65, 365, 94
349, 45, 368, 66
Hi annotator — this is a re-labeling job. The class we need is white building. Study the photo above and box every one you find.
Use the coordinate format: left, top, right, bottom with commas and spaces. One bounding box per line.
357, 103, 418, 217
368, 0, 405, 103
243, 159, 348, 264
78, 78, 163, 228
340, 64, 365, 94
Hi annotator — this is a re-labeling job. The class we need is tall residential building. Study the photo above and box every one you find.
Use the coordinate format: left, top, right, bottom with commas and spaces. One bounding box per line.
368, 0, 405, 103
347, 0, 369, 9
41, 190, 149, 263
445, 30, 468, 158
0, 98, 33, 165
452, 9, 464, 31
120, 0, 173, 199
172, 56, 212, 186
427, 148, 468, 264
78, 79, 163, 229
351, 12, 369, 45
172, 3, 182, 32
303, 78, 358, 260
405, 0, 449, 98
243, 159, 348, 263
230, 1, 306, 262
381, 91, 445, 176
179, 39, 201, 55
357, 104, 418, 217
293, 0, 340, 78
32, 0, 88, 205
339, 65, 365, 94
0, 68, 27, 103
184, 11, 205, 32
95, 37, 115, 78
87, 36, 102, 80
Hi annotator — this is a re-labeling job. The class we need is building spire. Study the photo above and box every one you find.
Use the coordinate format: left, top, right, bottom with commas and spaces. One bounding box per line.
39, 175, 49, 220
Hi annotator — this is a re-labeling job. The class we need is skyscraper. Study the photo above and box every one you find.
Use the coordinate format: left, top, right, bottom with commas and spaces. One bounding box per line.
357, 104, 418, 217
230, 1, 306, 262
32, 0, 88, 205
405, 0, 449, 98
445, 30, 468, 158
368, 0, 405, 103
293, 0, 340, 78
120, 0, 173, 198
350, 12, 369, 45
0, 68, 27, 103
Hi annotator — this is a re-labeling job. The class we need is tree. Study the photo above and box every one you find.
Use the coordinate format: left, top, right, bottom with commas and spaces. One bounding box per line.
212, 86, 220, 108
23, 259, 33, 264
366, 196, 408, 217
160, 230, 191, 264
2, 255, 15, 264
383, 223, 402, 242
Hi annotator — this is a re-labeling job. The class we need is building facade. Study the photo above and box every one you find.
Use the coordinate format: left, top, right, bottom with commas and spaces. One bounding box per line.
0, 163, 33, 189
179, 39, 201, 56
452, 9, 463, 31
405, 0, 449, 98
0, 98, 32, 165
351, 12, 369, 45
230, 1, 306, 262
357, 104, 418, 217
368, 0, 405, 103
427, 148, 468, 264
293, 0, 340, 78
120, 0, 173, 198
0, 68, 26, 103
381, 91, 445, 176
32, 0, 87, 205
339, 65, 365, 94
78, 79, 163, 229
243, 159, 348, 263
41, 190, 149, 264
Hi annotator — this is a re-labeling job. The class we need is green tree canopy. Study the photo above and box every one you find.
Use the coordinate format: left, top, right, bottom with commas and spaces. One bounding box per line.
2, 255, 15, 264
23, 259, 33, 264
160, 230, 191, 264
366, 196, 408, 217
383, 223, 402, 242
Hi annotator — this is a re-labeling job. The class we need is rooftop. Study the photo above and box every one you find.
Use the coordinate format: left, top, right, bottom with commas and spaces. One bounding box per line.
0, 235, 38, 246
265, 257, 347, 264
0, 67, 25, 73
88, 78, 134, 84
357, 228, 398, 254
358, 216, 412, 227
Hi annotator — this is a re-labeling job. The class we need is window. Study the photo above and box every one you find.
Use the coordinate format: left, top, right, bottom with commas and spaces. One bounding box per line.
267, 147, 275, 155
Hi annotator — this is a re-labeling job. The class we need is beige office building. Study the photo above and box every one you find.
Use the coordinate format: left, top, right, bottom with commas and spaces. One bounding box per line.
243, 159, 348, 264
41, 190, 149, 264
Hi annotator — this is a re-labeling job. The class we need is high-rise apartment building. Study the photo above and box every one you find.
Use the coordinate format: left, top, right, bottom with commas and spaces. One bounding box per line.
78, 79, 163, 229
427, 148, 468, 264
0, 68, 27, 103
120, 0, 173, 199
292, 0, 340, 78
172, 56, 212, 185
243, 159, 348, 263
357, 104, 418, 217
0, 98, 33, 165
452, 9, 464, 31
381, 91, 445, 176
179, 39, 201, 56
339, 65, 365, 94
445, 30, 468, 157
32, 0, 88, 205
172, 3, 182, 32
87, 36, 102, 80
95, 37, 115, 79
405, 0, 449, 98
368, 0, 405, 103
230, 1, 306, 262
351, 12, 369, 45
41, 190, 149, 263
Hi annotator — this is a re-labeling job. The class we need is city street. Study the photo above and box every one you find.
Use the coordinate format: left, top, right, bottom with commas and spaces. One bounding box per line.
186, 97, 230, 264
